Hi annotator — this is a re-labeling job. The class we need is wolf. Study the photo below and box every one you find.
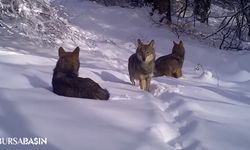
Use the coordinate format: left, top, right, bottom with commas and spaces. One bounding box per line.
154, 40, 185, 78
128, 39, 155, 91
52, 47, 110, 100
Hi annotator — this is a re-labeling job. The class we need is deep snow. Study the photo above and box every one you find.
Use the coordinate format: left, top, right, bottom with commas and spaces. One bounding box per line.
0, 0, 250, 150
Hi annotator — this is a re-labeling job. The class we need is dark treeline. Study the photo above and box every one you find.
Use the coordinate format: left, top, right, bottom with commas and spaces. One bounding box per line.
93, 0, 250, 50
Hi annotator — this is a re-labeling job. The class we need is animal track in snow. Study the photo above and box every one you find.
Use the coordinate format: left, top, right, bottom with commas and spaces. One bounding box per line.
150, 82, 182, 98
150, 123, 179, 143
111, 94, 130, 100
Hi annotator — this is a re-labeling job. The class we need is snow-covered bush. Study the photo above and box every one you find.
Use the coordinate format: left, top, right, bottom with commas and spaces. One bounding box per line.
0, 0, 76, 46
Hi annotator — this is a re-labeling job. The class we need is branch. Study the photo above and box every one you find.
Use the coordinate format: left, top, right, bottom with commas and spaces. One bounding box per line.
204, 4, 250, 39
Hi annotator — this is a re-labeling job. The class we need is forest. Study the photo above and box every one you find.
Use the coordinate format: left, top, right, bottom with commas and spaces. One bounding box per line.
1, 0, 249, 50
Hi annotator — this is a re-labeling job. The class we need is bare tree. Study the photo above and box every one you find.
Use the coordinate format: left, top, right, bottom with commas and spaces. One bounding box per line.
205, 2, 250, 50
240, 0, 250, 37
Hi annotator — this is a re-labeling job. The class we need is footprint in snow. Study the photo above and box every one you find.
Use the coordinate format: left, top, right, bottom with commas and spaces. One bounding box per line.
149, 123, 179, 143
150, 83, 182, 97
110, 94, 130, 100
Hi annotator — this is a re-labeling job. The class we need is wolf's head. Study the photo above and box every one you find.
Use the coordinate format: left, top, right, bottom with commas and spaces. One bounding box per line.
172, 41, 185, 59
136, 39, 155, 63
55, 47, 80, 76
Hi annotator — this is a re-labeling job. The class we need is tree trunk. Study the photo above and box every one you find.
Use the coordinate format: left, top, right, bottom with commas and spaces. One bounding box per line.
248, 26, 250, 37
240, 0, 250, 38
183, 0, 188, 18
166, 0, 171, 23
194, 0, 211, 23
155, 0, 171, 23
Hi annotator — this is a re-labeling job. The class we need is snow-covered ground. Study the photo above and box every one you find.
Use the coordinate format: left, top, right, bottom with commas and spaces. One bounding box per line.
0, 0, 250, 150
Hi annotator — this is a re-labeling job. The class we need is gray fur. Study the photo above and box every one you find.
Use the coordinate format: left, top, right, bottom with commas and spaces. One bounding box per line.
128, 39, 155, 91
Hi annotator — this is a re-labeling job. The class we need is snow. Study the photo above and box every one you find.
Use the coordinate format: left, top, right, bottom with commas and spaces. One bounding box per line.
0, 0, 250, 150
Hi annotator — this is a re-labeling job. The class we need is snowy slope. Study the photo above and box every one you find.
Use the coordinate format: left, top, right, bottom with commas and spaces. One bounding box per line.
0, 0, 250, 150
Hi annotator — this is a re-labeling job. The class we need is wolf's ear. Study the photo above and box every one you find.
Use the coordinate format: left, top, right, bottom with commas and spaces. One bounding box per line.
137, 39, 143, 46
149, 40, 155, 47
58, 47, 66, 57
179, 40, 183, 45
73, 47, 80, 57
173, 41, 177, 45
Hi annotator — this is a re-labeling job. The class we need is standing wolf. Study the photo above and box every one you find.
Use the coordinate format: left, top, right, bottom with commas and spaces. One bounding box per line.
128, 39, 155, 91
52, 47, 110, 100
155, 41, 185, 78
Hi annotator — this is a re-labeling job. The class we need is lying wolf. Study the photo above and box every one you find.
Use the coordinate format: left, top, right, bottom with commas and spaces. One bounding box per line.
52, 47, 110, 100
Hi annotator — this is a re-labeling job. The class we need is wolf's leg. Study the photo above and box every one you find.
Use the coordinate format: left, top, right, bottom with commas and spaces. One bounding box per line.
139, 79, 146, 90
174, 69, 182, 78
130, 76, 135, 85
179, 69, 183, 77
146, 77, 151, 92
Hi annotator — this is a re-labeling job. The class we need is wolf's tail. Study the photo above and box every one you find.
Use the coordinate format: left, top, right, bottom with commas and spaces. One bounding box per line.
94, 88, 110, 100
